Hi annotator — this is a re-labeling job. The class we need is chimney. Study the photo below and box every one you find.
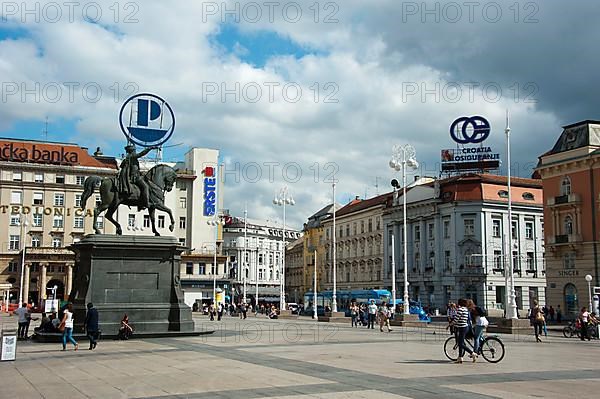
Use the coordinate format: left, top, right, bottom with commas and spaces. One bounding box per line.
414, 175, 420, 182
93, 147, 103, 156
355, 196, 360, 201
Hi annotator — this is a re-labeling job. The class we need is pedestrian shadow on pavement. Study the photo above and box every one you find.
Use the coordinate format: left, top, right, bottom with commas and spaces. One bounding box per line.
396, 359, 450, 364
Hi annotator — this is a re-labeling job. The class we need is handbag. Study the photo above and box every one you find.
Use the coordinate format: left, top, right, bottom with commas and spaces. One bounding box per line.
58, 321, 66, 332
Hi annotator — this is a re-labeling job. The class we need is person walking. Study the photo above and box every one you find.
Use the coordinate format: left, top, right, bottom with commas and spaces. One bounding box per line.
378, 301, 393, 333
217, 303, 223, 321
350, 303, 359, 327
85, 303, 99, 350
549, 306, 555, 322
579, 307, 591, 341
368, 300, 377, 329
209, 303, 215, 321
454, 298, 476, 363
472, 304, 489, 355
60, 303, 78, 351
530, 300, 544, 342
557, 305, 562, 324
14, 303, 31, 339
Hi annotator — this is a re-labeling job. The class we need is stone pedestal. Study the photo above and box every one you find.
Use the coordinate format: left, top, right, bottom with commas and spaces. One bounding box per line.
318, 311, 348, 323
488, 318, 531, 334
67, 235, 196, 338
390, 313, 423, 327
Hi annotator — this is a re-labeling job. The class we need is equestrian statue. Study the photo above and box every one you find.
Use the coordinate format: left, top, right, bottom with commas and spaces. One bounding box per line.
80, 144, 178, 236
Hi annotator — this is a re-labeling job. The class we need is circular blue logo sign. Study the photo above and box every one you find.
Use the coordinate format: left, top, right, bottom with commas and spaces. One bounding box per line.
119, 93, 175, 147
450, 116, 490, 144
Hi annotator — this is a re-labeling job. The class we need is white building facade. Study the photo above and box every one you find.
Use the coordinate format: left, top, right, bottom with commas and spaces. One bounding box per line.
383, 174, 546, 314
223, 217, 301, 305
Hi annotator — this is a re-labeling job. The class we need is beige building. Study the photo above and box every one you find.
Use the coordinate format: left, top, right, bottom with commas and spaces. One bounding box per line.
321, 194, 390, 291
0, 138, 118, 305
536, 120, 600, 318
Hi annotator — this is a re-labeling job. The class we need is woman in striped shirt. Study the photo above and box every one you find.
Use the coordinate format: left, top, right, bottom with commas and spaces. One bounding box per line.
454, 298, 476, 363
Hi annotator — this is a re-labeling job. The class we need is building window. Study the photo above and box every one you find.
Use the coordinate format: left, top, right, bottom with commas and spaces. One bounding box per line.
199, 263, 206, 274
561, 176, 571, 196
368, 219, 372, 232
53, 193, 65, 207
179, 238, 185, 246
10, 214, 20, 226
414, 253, 420, 270
564, 216, 573, 235
33, 192, 44, 205
258, 269, 264, 280
444, 251, 451, 270
97, 216, 104, 229
492, 219, 501, 238
12, 171, 22, 181
428, 251, 435, 269
525, 221, 534, 239
258, 253, 264, 264
74, 194, 82, 208
512, 251, 519, 271
428, 223, 434, 240
143, 215, 150, 228
186, 262, 193, 275
9, 235, 20, 250
414, 226, 420, 241
76, 176, 85, 185
57, 265, 65, 273
11, 191, 22, 205
176, 181, 187, 191
353, 223, 357, 235
8, 261, 18, 272
128, 214, 136, 228
95, 195, 101, 207
443, 220, 450, 239
564, 283, 579, 316
158, 215, 165, 228
31, 235, 41, 248
360, 220, 364, 234
511, 221, 518, 239
464, 219, 474, 236
493, 250, 503, 270
179, 217, 186, 229
74, 216, 84, 229
497, 190, 508, 198
346, 225, 350, 236
522, 192, 535, 201
179, 197, 187, 208
33, 213, 43, 227
34, 173, 43, 183
52, 236, 62, 248
55, 175, 65, 184
53, 215, 63, 228
526, 252, 534, 270
563, 252, 575, 269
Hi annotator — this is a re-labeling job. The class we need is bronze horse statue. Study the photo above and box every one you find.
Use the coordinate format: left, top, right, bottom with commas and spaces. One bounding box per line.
81, 164, 177, 236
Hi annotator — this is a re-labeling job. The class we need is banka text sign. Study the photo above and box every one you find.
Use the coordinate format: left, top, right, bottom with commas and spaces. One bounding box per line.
441, 116, 500, 172
0, 142, 79, 165
203, 166, 217, 217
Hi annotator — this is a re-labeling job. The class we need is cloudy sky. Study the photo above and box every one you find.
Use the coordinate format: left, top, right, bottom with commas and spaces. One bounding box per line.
0, 0, 597, 228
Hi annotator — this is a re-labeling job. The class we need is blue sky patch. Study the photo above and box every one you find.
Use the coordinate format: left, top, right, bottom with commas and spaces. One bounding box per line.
211, 23, 322, 67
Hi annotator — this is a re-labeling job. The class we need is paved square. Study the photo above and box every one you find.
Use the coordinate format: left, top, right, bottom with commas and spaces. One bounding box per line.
1, 314, 598, 399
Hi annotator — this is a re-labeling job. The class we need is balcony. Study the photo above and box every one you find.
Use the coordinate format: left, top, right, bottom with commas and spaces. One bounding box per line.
457, 266, 485, 275
547, 193, 581, 206
547, 234, 583, 245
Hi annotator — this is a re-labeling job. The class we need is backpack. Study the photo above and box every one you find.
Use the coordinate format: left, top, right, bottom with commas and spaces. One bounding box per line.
476, 306, 487, 318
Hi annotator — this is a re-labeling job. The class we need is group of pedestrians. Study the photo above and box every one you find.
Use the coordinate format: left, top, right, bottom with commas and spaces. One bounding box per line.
349, 300, 393, 332
447, 298, 489, 364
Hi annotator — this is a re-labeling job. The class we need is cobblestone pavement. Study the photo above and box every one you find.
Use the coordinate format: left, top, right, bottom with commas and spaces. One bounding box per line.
0, 313, 598, 398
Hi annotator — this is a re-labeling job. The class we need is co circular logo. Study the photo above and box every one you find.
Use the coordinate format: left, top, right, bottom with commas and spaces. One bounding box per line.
450, 116, 491, 145
119, 93, 175, 148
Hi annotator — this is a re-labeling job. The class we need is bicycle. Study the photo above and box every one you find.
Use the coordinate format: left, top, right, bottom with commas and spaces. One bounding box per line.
444, 333, 505, 363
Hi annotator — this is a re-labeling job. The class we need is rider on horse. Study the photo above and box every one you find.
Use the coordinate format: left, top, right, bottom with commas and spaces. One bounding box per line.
117, 144, 156, 210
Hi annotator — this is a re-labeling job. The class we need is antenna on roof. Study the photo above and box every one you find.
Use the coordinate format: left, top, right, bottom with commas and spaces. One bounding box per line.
42, 117, 49, 140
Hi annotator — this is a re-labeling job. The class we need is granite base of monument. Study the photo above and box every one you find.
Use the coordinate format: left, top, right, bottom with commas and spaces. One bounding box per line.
64, 235, 200, 338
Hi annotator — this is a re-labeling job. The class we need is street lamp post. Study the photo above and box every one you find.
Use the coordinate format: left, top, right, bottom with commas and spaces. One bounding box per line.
505, 111, 518, 319
18, 216, 30, 307
313, 249, 318, 320
273, 187, 295, 310
585, 274, 593, 313
390, 144, 419, 315
243, 205, 248, 304
332, 182, 338, 313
